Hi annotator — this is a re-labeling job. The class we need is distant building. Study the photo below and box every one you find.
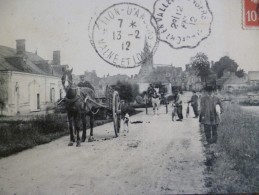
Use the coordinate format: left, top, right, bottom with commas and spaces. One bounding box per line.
248, 71, 259, 86
0, 39, 66, 116
222, 73, 249, 91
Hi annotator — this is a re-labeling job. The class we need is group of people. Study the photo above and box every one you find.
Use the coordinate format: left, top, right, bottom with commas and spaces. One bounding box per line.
79, 79, 223, 145
171, 86, 223, 144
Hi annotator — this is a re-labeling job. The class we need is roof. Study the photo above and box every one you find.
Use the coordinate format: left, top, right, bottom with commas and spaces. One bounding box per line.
248, 71, 259, 81
0, 45, 62, 76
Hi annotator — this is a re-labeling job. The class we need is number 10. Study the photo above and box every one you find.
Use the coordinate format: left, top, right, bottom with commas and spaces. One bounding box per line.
246, 10, 258, 22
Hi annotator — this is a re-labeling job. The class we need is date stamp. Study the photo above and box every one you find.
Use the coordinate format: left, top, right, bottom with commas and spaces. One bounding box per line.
91, 3, 158, 68
243, 0, 259, 29
153, 0, 213, 49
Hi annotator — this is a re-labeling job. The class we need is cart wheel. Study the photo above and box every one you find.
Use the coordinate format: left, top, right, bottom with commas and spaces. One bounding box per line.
112, 91, 121, 137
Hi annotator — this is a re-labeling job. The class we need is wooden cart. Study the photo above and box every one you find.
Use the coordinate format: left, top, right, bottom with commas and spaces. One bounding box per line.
85, 85, 122, 137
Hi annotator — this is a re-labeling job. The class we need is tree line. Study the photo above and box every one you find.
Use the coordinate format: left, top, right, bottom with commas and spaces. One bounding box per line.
190, 52, 245, 86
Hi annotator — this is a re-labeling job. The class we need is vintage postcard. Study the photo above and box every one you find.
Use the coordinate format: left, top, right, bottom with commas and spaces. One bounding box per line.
0, 0, 259, 194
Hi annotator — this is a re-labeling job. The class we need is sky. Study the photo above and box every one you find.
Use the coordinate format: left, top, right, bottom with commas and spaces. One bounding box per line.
0, 0, 258, 77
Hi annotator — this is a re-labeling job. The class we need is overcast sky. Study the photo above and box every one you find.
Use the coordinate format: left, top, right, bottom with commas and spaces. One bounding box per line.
0, 0, 258, 77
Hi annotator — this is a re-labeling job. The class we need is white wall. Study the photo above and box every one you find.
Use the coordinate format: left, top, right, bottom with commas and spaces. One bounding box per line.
3, 71, 62, 116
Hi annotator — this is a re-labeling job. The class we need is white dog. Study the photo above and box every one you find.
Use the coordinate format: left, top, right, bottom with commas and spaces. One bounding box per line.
123, 113, 130, 133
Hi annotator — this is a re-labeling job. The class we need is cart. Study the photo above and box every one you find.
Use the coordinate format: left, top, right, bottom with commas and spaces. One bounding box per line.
76, 85, 122, 137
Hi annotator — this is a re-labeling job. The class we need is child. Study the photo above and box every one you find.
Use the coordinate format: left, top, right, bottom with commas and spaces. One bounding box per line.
172, 103, 177, 121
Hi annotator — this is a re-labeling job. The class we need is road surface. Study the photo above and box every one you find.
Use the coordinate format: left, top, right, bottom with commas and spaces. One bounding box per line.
0, 103, 207, 195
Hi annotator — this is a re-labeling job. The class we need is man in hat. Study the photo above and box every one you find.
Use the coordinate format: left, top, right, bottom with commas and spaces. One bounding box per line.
200, 86, 223, 144
147, 83, 155, 102
188, 90, 199, 118
173, 89, 183, 121
78, 75, 94, 91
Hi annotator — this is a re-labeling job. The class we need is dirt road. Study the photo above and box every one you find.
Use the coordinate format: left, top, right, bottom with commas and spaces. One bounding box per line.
0, 105, 207, 195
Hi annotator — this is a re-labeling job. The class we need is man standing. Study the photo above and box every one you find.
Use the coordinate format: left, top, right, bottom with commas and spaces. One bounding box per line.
174, 89, 183, 121
147, 84, 154, 101
200, 86, 223, 144
188, 90, 199, 118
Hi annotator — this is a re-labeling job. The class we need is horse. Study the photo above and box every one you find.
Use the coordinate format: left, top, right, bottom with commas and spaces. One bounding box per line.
151, 88, 161, 115
61, 68, 96, 146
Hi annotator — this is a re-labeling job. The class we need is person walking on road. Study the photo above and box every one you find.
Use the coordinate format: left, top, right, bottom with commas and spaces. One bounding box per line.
188, 90, 199, 118
173, 89, 183, 121
147, 83, 155, 102
199, 86, 223, 144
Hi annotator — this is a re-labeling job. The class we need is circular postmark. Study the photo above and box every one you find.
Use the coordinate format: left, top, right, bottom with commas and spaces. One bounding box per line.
91, 3, 158, 68
153, 0, 213, 49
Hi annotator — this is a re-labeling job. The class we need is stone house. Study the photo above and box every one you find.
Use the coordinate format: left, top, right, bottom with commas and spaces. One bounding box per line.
222, 73, 249, 91
0, 39, 67, 116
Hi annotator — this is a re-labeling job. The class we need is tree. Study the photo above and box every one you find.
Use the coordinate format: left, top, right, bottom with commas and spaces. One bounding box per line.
114, 81, 134, 104
190, 52, 211, 84
235, 69, 245, 78
211, 56, 238, 78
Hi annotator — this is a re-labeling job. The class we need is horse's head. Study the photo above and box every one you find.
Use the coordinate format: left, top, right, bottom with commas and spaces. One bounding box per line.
61, 68, 73, 92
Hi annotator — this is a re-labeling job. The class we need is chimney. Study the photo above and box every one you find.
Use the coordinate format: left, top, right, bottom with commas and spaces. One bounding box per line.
53, 50, 60, 65
16, 39, 26, 55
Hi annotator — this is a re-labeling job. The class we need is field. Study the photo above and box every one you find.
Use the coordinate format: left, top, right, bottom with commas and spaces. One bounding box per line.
205, 102, 259, 193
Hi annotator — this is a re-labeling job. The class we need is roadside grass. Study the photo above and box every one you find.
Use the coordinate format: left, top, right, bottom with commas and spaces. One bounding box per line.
0, 114, 68, 157
0, 114, 111, 158
207, 103, 259, 193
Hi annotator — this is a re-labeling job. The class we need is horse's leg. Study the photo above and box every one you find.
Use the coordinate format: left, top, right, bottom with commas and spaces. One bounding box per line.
74, 113, 81, 147
68, 112, 75, 146
81, 112, 87, 142
88, 112, 95, 142
152, 99, 155, 115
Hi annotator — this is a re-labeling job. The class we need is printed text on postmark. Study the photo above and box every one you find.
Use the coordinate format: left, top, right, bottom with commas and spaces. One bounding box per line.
92, 3, 158, 68
153, 0, 213, 49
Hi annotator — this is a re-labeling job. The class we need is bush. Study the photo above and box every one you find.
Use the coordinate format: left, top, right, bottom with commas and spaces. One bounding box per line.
31, 114, 67, 134
121, 104, 136, 116
0, 114, 68, 157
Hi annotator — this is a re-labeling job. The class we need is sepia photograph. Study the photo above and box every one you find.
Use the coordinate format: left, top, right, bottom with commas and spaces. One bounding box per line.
0, 0, 259, 194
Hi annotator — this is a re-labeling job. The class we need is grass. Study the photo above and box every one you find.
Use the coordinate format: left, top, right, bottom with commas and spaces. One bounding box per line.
0, 113, 112, 158
205, 103, 259, 193
0, 114, 68, 158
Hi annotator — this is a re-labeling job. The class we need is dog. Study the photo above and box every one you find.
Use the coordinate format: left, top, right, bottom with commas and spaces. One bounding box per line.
123, 113, 130, 133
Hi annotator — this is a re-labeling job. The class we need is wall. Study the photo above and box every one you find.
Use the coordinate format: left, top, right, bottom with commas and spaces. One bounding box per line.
0, 71, 62, 116
138, 83, 150, 94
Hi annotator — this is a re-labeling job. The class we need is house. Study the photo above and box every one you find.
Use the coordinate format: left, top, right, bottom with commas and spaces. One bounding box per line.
0, 39, 66, 116
248, 71, 259, 86
222, 73, 249, 91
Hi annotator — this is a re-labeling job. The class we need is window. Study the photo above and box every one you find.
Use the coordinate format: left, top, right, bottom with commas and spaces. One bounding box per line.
50, 88, 55, 103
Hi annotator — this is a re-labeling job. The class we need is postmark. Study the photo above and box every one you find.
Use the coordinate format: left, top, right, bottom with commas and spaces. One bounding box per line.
153, 0, 213, 49
91, 3, 158, 68
243, 0, 259, 29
